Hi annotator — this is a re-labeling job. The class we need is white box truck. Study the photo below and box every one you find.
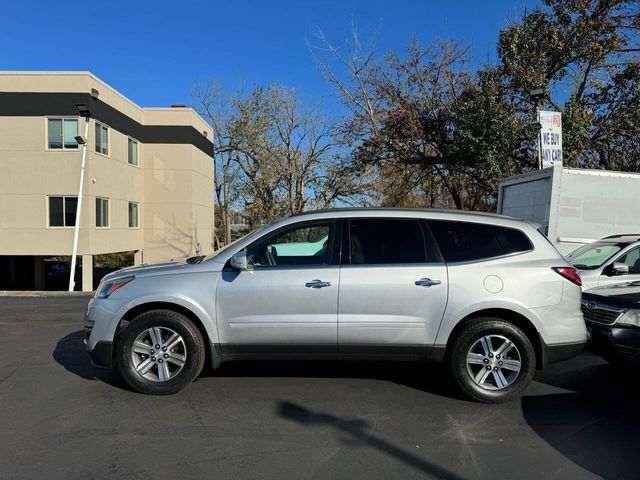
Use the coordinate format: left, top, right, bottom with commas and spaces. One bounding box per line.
497, 166, 640, 255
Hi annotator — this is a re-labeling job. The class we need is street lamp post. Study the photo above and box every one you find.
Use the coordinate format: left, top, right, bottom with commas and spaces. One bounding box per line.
529, 88, 545, 170
68, 104, 91, 292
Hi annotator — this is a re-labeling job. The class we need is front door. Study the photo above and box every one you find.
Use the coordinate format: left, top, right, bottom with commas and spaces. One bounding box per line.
216, 220, 340, 353
599, 247, 640, 287
338, 218, 448, 354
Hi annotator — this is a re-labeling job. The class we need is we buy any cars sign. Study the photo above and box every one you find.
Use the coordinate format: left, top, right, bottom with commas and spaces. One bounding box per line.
539, 110, 562, 168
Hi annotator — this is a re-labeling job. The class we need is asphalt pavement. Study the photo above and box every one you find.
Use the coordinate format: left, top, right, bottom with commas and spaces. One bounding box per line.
1, 296, 639, 479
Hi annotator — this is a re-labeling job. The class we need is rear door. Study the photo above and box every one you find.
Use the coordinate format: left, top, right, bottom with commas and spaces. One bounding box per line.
337, 218, 448, 353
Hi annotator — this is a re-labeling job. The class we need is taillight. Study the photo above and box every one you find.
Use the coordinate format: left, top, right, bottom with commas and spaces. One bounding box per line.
552, 267, 582, 286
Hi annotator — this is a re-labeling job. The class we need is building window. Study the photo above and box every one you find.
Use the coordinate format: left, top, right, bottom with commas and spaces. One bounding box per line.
48, 118, 78, 149
95, 123, 109, 155
95, 197, 109, 227
128, 202, 139, 228
128, 138, 139, 166
48, 196, 77, 227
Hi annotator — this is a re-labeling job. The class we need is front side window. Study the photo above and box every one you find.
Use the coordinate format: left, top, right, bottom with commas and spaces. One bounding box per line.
95, 197, 109, 227
48, 118, 78, 149
348, 219, 427, 264
95, 123, 109, 155
128, 202, 139, 228
246, 223, 333, 267
128, 138, 139, 166
429, 220, 532, 263
48, 196, 77, 227
615, 248, 640, 274
567, 242, 627, 270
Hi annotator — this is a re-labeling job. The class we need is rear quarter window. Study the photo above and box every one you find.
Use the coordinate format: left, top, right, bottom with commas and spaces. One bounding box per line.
428, 220, 532, 263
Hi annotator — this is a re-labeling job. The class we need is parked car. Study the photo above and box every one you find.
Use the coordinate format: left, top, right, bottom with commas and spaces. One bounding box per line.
85, 208, 587, 403
566, 234, 640, 290
582, 282, 640, 365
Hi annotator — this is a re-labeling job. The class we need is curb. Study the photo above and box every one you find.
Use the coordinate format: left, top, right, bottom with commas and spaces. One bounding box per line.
0, 291, 94, 298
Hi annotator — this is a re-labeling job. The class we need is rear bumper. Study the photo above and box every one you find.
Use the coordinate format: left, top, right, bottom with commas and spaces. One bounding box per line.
87, 341, 113, 368
587, 322, 640, 365
540, 340, 585, 368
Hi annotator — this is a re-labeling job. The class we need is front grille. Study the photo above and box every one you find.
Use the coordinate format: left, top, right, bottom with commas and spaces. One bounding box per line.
581, 301, 625, 326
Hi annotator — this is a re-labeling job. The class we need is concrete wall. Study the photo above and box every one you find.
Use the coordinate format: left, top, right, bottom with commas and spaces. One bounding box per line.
0, 71, 214, 270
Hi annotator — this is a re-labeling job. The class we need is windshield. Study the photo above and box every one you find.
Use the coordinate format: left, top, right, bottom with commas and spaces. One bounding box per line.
203, 224, 271, 262
567, 242, 628, 270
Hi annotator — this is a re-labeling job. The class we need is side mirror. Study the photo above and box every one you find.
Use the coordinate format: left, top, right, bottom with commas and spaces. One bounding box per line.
230, 250, 248, 271
610, 262, 629, 276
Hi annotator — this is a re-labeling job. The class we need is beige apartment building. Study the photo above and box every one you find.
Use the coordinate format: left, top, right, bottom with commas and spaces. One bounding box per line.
0, 71, 215, 291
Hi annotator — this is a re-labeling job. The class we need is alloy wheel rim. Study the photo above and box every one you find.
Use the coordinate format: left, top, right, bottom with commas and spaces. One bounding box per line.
466, 334, 521, 390
131, 327, 187, 382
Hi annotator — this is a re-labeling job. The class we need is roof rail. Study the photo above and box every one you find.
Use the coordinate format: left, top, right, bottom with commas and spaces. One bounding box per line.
602, 234, 640, 239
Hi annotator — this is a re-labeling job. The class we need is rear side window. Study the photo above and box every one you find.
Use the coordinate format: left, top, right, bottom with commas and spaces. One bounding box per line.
349, 219, 427, 264
428, 220, 532, 263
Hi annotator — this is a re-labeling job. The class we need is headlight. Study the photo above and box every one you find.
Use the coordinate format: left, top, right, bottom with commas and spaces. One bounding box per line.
95, 276, 134, 299
617, 309, 640, 328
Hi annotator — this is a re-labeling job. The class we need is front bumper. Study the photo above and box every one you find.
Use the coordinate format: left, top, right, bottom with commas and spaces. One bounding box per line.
587, 322, 640, 365
84, 297, 126, 368
87, 341, 113, 368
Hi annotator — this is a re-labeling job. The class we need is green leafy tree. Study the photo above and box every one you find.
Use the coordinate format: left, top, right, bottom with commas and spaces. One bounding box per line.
498, 0, 640, 170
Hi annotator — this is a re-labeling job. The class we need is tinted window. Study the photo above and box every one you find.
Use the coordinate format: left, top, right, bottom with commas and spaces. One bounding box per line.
64, 197, 77, 227
247, 223, 333, 267
48, 196, 77, 227
349, 219, 427, 264
429, 220, 531, 262
49, 197, 64, 226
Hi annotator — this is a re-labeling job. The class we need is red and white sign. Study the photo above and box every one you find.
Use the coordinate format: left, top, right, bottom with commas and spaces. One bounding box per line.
539, 110, 562, 168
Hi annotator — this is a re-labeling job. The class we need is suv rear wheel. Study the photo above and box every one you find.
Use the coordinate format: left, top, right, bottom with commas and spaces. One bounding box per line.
116, 309, 205, 395
447, 318, 535, 403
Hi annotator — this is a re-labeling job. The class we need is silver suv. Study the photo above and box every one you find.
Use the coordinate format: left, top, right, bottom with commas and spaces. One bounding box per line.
566, 234, 640, 290
85, 208, 587, 403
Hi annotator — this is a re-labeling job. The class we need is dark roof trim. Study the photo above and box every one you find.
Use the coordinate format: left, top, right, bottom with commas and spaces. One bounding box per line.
289, 207, 514, 220
0, 92, 214, 158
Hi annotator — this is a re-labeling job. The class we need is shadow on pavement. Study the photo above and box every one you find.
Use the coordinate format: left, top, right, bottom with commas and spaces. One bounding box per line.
52, 330, 131, 391
278, 400, 467, 480
525, 356, 640, 480
208, 359, 465, 400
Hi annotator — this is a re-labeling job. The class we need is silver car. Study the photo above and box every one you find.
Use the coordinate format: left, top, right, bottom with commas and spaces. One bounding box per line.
566, 234, 640, 290
85, 208, 587, 403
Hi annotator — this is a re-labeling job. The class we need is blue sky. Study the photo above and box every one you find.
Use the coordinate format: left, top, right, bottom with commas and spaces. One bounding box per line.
0, 0, 538, 114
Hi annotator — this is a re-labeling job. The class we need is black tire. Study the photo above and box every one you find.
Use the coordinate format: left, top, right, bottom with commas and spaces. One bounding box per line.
447, 318, 536, 403
116, 309, 205, 395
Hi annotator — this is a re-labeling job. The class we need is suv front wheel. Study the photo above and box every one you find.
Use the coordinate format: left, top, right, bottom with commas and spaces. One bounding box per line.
447, 318, 536, 403
116, 309, 205, 395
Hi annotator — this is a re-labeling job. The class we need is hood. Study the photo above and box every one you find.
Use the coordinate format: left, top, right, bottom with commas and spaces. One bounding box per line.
100, 259, 191, 282
583, 281, 640, 307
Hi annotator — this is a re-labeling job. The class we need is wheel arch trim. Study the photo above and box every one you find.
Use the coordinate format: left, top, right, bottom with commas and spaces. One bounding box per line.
113, 296, 218, 354
434, 307, 545, 370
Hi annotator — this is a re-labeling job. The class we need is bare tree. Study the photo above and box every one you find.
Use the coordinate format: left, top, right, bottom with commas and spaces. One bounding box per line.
194, 82, 365, 231
191, 81, 242, 246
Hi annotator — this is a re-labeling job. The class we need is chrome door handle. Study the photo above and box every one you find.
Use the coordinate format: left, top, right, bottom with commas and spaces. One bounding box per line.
305, 279, 331, 288
415, 278, 441, 287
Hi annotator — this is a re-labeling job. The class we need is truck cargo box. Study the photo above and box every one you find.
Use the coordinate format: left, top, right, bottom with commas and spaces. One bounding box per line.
497, 166, 640, 255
